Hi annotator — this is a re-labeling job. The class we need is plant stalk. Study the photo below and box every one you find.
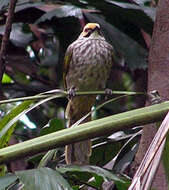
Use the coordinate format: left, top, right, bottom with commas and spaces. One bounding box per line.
0, 101, 168, 164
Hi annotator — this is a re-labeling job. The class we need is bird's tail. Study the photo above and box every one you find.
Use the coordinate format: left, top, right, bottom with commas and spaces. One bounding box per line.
65, 96, 96, 165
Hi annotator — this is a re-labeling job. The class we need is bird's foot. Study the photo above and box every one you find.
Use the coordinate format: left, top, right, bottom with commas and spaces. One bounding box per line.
105, 88, 113, 95
105, 88, 113, 100
147, 90, 162, 105
68, 86, 76, 100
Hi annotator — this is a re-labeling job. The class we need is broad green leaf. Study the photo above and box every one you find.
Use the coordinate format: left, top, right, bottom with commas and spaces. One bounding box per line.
16, 167, 72, 190
36, 5, 83, 24
75, 0, 153, 34
57, 165, 123, 182
105, 0, 155, 21
90, 137, 121, 166
91, 128, 141, 165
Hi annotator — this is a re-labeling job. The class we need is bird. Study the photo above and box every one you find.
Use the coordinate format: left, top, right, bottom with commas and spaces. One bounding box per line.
63, 23, 115, 165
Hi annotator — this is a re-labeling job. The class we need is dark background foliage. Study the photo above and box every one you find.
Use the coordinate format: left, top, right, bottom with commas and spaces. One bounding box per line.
0, 0, 156, 189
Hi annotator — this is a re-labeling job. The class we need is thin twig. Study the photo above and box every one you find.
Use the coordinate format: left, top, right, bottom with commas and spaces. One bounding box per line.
0, 90, 145, 105
0, 0, 17, 98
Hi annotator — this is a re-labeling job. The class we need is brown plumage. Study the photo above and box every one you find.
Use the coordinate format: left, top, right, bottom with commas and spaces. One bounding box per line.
63, 23, 115, 165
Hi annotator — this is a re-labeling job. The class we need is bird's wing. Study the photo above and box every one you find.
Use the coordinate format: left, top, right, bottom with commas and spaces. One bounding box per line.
113, 47, 125, 66
63, 45, 73, 89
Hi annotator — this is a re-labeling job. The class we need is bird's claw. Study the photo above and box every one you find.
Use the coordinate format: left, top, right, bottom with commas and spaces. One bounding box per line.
104, 88, 113, 100
147, 90, 162, 105
68, 86, 76, 100
105, 88, 113, 96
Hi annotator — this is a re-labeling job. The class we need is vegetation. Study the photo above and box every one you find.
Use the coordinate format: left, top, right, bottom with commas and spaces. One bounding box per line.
0, 0, 168, 189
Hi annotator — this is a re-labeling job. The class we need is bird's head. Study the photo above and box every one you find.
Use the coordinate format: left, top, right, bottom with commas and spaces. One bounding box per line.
80, 23, 102, 38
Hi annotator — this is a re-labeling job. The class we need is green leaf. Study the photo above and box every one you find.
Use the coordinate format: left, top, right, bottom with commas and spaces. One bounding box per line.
0, 123, 16, 149
106, 0, 155, 21
1, 73, 13, 84
0, 101, 32, 149
38, 118, 65, 168
36, 5, 83, 24
115, 144, 138, 172
90, 137, 121, 166
38, 149, 59, 168
115, 178, 131, 190
78, 0, 153, 34
40, 118, 65, 136
0, 95, 59, 145
15, 0, 43, 13
113, 140, 140, 173
57, 165, 123, 183
16, 167, 72, 190
0, 23, 33, 47
0, 101, 32, 141
13, 71, 30, 84
0, 173, 18, 190
93, 174, 104, 188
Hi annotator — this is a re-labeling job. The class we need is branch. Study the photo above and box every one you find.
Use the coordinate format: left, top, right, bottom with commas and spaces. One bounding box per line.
0, 101, 168, 164
0, 89, 145, 104
0, 0, 17, 98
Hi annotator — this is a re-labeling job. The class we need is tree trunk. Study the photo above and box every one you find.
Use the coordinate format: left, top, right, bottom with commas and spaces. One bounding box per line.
135, 0, 169, 189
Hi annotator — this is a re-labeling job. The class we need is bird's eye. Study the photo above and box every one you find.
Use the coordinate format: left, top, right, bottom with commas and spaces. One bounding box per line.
84, 28, 91, 33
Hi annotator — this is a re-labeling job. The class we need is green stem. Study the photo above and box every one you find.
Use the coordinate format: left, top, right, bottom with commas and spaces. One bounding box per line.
0, 89, 145, 104
0, 94, 51, 104
0, 101, 168, 164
